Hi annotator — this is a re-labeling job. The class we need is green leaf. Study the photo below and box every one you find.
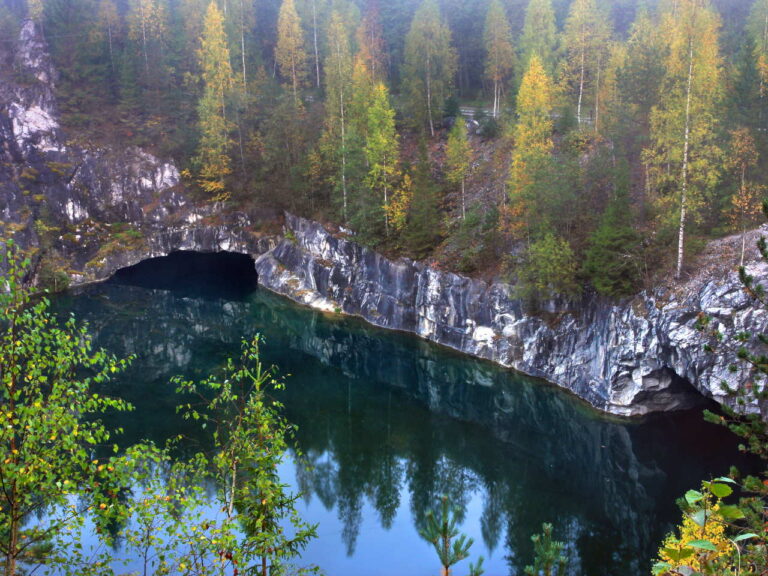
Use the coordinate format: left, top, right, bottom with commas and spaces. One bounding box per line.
718, 505, 745, 521
687, 539, 717, 551
708, 483, 733, 498
685, 490, 704, 505
713, 476, 737, 484
690, 509, 707, 527
733, 533, 759, 542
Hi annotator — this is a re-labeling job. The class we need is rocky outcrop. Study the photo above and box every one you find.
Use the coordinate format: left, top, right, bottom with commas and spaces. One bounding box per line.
256, 214, 768, 417
0, 20, 278, 283
4, 19, 765, 418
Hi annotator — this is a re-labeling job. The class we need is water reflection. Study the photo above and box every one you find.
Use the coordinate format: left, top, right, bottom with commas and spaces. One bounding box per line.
53, 280, 746, 575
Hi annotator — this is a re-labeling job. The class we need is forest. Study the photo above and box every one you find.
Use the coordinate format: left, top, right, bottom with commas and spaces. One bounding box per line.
1, 0, 766, 301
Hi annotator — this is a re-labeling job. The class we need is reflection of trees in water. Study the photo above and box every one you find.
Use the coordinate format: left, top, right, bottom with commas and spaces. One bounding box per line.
59, 282, 744, 575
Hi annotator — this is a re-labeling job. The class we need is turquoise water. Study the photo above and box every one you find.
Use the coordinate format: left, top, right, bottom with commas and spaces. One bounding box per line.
51, 256, 746, 576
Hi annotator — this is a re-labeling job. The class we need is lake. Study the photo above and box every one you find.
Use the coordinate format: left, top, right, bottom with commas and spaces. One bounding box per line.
50, 252, 746, 576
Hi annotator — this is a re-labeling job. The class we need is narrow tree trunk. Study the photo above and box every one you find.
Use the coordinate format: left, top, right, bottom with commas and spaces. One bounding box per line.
461, 178, 466, 220
426, 54, 434, 137
740, 164, 747, 266
312, 0, 320, 89
676, 35, 695, 279
337, 41, 348, 223
384, 184, 389, 235
240, 0, 248, 108
594, 51, 601, 133
107, 22, 114, 74
140, 9, 149, 77
576, 46, 585, 127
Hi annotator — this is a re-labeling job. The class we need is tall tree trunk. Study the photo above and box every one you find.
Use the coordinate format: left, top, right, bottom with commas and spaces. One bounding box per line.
676, 35, 695, 279
576, 45, 585, 126
240, 0, 248, 107
594, 51, 601, 133
107, 23, 114, 73
337, 43, 348, 223
426, 54, 434, 137
461, 177, 466, 220
140, 7, 149, 77
312, 0, 320, 89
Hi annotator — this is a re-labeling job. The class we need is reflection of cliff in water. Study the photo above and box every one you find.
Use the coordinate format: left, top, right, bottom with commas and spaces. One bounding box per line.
55, 281, 744, 575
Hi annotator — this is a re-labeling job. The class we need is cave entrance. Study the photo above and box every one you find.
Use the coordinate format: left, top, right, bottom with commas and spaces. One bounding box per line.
109, 251, 258, 300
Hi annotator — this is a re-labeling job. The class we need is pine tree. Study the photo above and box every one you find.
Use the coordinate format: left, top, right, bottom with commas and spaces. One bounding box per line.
402, 0, 457, 137
518, 0, 557, 80
445, 119, 472, 221
196, 1, 235, 198
276, 0, 308, 106
647, 0, 723, 278
483, 0, 514, 119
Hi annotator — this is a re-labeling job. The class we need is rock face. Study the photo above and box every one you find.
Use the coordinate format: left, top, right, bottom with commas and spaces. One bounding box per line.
256, 214, 768, 417
3, 19, 766, 418
0, 20, 277, 283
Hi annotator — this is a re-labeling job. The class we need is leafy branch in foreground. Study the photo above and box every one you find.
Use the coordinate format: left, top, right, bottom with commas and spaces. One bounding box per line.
0, 241, 133, 576
653, 204, 768, 576
175, 336, 318, 576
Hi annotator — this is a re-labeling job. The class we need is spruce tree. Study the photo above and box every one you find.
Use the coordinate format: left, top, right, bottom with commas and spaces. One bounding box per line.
583, 189, 641, 298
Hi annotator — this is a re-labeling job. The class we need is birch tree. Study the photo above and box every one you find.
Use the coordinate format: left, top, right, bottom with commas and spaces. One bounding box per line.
483, 0, 514, 119
647, 0, 723, 278
402, 0, 457, 137
127, 0, 166, 79
276, 0, 308, 106
446, 119, 472, 220
561, 0, 611, 128
321, 11, 354, 222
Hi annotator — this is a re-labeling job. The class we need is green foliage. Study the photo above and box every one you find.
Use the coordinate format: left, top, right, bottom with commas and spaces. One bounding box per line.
523, 523, 568, 576
175, 336, 318, 575
0, 241, 133, 576
583, 191, 641, 298
658, 203, 768, 576
402, 0, 457, 136
652, 479, 762, 576
420, 495, 484, 576
405, 143, 442, 257
518, 232, 580, 302
195, 1, 235, 199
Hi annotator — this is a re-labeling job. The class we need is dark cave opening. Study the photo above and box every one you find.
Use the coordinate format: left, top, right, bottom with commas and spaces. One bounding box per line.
109, 251, 258, 300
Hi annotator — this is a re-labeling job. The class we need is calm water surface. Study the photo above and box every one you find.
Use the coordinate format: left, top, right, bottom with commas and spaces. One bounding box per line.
51, 254, 745, 576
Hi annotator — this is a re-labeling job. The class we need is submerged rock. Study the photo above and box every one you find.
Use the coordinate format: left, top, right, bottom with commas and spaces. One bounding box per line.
256, 214, 768, 417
